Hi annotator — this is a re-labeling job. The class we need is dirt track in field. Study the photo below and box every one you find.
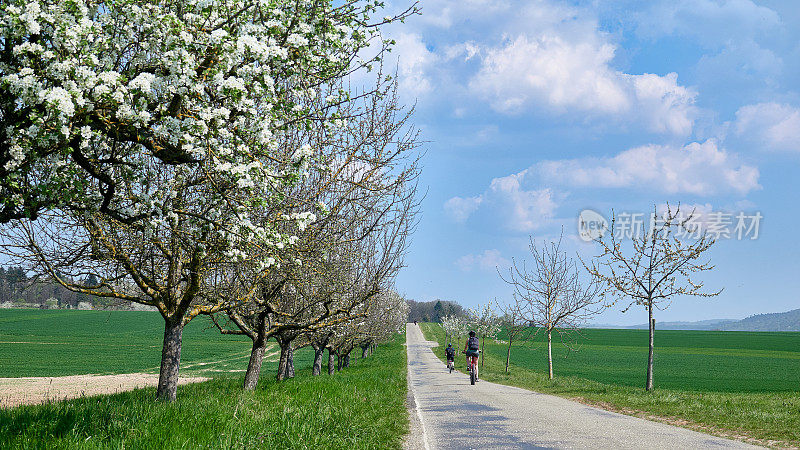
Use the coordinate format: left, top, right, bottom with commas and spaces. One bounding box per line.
0, 373, 209, 408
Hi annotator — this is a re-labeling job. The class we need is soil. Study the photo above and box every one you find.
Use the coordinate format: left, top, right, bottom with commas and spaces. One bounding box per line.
0, 373, 208, 408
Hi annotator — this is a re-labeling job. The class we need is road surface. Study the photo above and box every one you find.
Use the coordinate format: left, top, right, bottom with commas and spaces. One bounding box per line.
404, 323, 758, 449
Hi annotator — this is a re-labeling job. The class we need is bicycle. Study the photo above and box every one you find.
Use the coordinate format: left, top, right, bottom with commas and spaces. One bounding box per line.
464, 351, 480, 385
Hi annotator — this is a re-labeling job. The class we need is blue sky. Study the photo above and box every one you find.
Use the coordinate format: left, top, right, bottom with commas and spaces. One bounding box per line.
383, 0, 800, 325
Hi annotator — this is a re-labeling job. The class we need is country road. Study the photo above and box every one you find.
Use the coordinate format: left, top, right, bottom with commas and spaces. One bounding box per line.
404, 323, 758, 449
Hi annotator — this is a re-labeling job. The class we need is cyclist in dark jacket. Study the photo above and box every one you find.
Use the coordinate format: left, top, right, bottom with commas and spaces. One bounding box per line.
445, 343, 455, 362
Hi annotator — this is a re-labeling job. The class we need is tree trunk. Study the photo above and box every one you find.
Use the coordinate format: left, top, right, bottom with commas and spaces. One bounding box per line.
312, 345, 324, 376
277, 341, 289, 381
336, 354, 342, 371
361, 345, 369, 359
243, 335, 266, 390
646, 307, 655, 391
285, 345, 295, 378
343, 352, 350, 368
547, 329, 553, 380
243, 314, 268, 390
156, 318, 184, 401
328, 350, 335, 375
505, 334, 512, 373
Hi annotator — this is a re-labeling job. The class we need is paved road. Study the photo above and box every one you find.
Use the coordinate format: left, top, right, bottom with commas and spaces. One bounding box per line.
404, 323, 758, 449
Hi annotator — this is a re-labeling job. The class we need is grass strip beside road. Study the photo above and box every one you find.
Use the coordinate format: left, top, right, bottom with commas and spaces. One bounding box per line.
0, 333, 409, 449
420, 323, 799, 448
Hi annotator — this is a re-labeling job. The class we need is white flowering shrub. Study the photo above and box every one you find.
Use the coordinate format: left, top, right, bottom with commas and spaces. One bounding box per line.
467, 302, 501, 340
441, 314, 466, 343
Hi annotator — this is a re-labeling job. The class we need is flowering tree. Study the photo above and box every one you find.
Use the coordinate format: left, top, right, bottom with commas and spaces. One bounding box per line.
0, 0, 416, 223
0, 0, 417, 401
440, 314, 466, 346
206, 73, 420, 387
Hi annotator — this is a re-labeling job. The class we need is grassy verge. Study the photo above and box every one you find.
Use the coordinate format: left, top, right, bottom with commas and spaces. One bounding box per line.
0, 333, 409, 449
421, 323, 799, 448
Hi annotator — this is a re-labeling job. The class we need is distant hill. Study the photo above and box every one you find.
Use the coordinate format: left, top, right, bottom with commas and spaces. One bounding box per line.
720, 309, 800, 332
587, 319, 737, 330
588, 309, 800, 332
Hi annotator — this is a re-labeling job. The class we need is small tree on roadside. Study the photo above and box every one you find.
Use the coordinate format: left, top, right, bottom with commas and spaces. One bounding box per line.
584, 204, 720, 391
500, 232, 603, 379
496, 298, 530, 373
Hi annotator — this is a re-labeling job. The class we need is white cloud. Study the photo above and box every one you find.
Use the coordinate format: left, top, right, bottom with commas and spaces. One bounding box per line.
470, 34, 629, 115
444, 173, 557, 231
629, 73, 696, 136
534, 140, 759, 195
734, 103, 800, 153
695, 39, 783, 87
635, 0, 781, 46
444, 140, 757, 230
385, 0, 699, 135
444, 195, 483, 223
444, 41, 480, 62
392, 32, 437, 98
488, 173, 557, 231
456, 249, 511, 272
469, 34, 697, 135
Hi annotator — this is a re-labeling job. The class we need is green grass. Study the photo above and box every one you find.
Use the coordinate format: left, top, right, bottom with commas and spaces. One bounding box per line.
422, 323, 800, 447
0, 309, 257, 377
0, 333, 409, 449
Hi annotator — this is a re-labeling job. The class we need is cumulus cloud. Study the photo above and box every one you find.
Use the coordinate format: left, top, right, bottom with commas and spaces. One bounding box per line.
534, 140, 759, 195
445, 140, 758, 229
392, 32, 437, 98
635, 0, 781, 46
695, 39, 783, 88
488, 174, 557, 231
469, 34, 697, 135
384, 0, 699, 135
455, 249, 511, 272
734, 103, 800, 153
445, 173, 557, 231
444, 195, 483, 223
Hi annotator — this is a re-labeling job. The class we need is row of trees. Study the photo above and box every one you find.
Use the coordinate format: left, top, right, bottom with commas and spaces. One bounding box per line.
0, 267, 120, 308
0, 0, 420, 400
407, 298, 466, 323
446, 205, 719, 391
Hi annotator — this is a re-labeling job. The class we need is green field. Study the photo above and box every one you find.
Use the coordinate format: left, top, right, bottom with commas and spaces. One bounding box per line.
0, 309, 409, 448
0, 309, 271, 378
492, 327, 800, 393
422, 323, 800, 447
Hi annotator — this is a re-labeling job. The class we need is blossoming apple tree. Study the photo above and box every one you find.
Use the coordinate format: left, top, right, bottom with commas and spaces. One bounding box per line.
0, 0, 417, 401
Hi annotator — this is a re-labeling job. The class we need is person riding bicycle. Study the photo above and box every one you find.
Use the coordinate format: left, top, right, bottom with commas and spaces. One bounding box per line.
463, 331, 480, 378
445, 343, 455, 363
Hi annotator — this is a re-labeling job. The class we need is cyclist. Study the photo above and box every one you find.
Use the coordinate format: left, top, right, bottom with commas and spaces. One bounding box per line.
463, 331, 480, 380
445, 343, 455, 368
